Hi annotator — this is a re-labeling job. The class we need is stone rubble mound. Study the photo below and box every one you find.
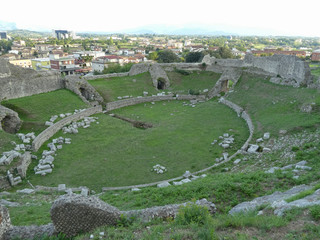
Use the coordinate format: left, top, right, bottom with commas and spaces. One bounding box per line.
50, 194, 121, 238
229, 184, 314, 216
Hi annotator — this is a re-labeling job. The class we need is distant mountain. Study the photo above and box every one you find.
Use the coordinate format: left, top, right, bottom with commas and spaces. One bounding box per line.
0, 20, 17, 31
121, 25, 234, 36
7, 29, 50, 38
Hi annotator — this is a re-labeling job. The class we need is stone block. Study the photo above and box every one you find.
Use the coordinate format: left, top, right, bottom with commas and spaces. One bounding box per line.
50, 194, 120, 238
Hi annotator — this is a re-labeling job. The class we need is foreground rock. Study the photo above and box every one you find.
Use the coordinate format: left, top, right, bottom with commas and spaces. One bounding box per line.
229, 185, 312, 215
50, 194, 121, 238
124, 199, 216, 222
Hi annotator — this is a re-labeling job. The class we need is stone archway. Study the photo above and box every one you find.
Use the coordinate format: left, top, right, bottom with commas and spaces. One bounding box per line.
220, 79, 229, 92
157, 78, 166, 90
79, 87, 91, 101
1, 115, 20, 134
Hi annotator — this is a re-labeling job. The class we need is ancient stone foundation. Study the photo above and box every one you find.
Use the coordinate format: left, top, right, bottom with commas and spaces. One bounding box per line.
0, 105, 21, 134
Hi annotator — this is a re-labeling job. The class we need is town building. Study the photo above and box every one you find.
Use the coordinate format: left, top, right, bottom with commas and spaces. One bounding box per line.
9, 59, 32, 68
92, 55, 124, 73
311, 50, 320, 61
52, 30, 76, 40
50, 54, 77, 75
0, 32, 7, 40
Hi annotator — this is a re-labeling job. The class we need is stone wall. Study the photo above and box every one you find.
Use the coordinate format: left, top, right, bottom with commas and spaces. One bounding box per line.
0, 59, 63, 101
149, 64, 170, 88
32, 106, 102, 151
219, 98, 254, 150
207, 69, 242, 99
0, 105, 21, 134
203, 54, 312, 87
83, 72, 129, 80
64, 76, 104, 104
16, 152, 31, 178
0, 206, 11, 240
105, 95, 205, 112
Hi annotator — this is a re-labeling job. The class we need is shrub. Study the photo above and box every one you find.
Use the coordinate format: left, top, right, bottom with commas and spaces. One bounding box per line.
291, 146, 300, 152
310, 205, 320, 221
175, 203, 213, 226
188, 89, 200, 95
175, 68, 191, 75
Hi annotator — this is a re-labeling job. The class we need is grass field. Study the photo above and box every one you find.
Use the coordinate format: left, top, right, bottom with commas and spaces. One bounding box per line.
311, 68, 320, 78
1, 90, 89, 134
166, 71, 221, 94
22, 100, 248, 191
89, 71, 221, 103
88, 72, 158, 102
226, 73, 320, 137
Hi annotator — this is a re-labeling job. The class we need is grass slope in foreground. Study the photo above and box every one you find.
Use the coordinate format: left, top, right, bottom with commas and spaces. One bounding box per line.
1, 89, 89, 134
24, 100, 248, 191
226, 73, 320, 137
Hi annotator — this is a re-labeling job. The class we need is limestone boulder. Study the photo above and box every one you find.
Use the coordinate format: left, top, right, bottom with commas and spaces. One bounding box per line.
50, 194, 121, 238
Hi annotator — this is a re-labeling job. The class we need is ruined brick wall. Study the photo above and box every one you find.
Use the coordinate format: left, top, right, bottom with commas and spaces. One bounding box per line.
0, 59, 63, 101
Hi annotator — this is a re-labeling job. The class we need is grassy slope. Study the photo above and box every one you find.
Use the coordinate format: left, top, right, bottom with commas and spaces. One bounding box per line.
89, 71, 221, 103
226, 73, 320, 137
166, 71, 221, 94
88, 72, 158, 102
1, 90, 89, 134
24, 100, 248, 191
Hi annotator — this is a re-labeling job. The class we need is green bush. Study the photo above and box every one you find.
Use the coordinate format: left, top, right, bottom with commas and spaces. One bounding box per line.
175, 203, 213, 226
310, 205, 320, 220
175, 68, 191, 75
188, 89, 200, 95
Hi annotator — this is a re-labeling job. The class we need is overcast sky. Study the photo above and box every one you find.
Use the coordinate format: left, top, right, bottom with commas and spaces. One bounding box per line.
1, 0, 320, 36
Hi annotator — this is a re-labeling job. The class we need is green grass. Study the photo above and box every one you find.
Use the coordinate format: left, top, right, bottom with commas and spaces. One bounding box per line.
285, 183, 320, 203
311, 68, 320, 78
0, 130, 19, 153
9, 203, 52, 226
24, 100, 248, 191
89, 72, 158, 102
166, 71, 221, 94
1, 89, 89, 134
226, 73, 320, 137
89, 71, 221, 103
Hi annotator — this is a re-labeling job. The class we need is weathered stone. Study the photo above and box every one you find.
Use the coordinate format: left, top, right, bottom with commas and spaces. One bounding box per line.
157, 182, 171, 188
247, 144, 259, 153
0, 206, 11, 240
58, 184, 66, 192
263, 132, 270, 139
50, 194, 121, 238
183, 171, 191, 178
263, 147, 271, 152
16, 188, 34, 194
123, 199, 216, 222
256, 138, 264, 143
233, 159, 241, 164
81, 188, 89, 197
265, 167, 280, 174
3, 223, 56, 240
229, 185, 312, 215
0, 199, 19, 207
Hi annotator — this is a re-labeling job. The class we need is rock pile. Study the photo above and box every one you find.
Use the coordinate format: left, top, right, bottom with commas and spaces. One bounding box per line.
45, 109, 87, 127
62, 117, 98, 134
152, 164, 167, 174
34, 137, 70, 176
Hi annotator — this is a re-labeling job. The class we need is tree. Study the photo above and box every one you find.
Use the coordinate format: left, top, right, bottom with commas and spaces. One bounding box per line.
157, 49, 180, 63
185, 52, 204, 63
148, 51, 158, 61
218, 47, 233, 59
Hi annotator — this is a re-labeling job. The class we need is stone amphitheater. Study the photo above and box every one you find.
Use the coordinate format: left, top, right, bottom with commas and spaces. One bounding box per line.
0, 54, 315, 239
